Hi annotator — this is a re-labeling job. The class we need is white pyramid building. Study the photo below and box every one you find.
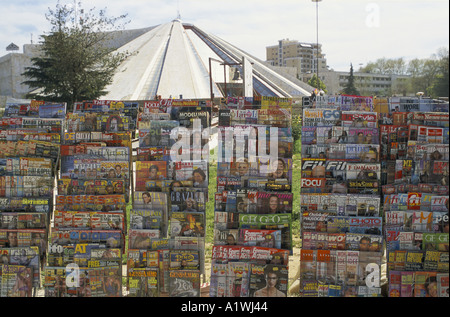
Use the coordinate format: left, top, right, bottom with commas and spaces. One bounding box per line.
101, 19, 313, 100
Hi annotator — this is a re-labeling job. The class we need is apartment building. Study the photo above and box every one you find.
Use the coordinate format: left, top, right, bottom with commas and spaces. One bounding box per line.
266, 39, 328, 79
317, 70, 411, 96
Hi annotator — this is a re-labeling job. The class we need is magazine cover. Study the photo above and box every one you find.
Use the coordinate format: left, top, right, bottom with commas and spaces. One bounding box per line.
169, 212, 205, 238
249, 263, 288, 297
170, 190, 206, 213
0, 212, 47, 229
136, 146, 171, 161
133, 191, 168, 212
169, 250, 200, 270
302, 109, 340, 127
128, 229, 160, 249
225, 261, 250, 297
171, 106, 210, 129
257, 158, 293, 184
437, 273, 449, 297
168, 270, 200, 297
0, 246, 40, 288
171, 160, 208, 188
345, 233, 383, 252
254, 192, 293, 214
238, 229, 282, 249
127, 249, 159, 269
346, 163, 380, 194
239, 213, 292, 251
99, 161, 130, 179
50, 229, 122, 249
127, 267, 159, 297
301, 126, 317, 145
129, 209, 164, 231
0, 264, 33, 297
341, 111, 378, 128
139, 125, 176, 148
356, 251, 382, 290
299, 249, 317, 296
213, 228, 239, 245
341, 144, 379, 162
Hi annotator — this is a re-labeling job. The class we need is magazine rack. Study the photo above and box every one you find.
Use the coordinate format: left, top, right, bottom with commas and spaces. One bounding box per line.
299, 94, 448, 297
0, 94, 447, 297
209, 96, 294, 297
378, 96, 449, 297
299, 95, 384, 296
126, 99, 211, 297
43, 102, 132, 297
0, 100, 65, 297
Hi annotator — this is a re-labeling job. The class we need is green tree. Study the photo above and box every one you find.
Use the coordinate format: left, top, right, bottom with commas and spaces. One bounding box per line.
22, 1, 130, 110
429, 47, 449, 97
359, 57, 407, 75
307, 74, 327, 93
342, 63, 360, 95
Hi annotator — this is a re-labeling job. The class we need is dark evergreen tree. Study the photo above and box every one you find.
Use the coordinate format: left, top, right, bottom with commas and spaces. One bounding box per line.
342, 63, 360, 95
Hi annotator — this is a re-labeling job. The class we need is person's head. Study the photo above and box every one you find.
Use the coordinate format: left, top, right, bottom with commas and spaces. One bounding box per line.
425, 276, 437, 297
85, 184, 96, 195
353, 117, 365, 127
369, 241, 381, 252
432, 150, 443, 160
149, 165, 159, 179
142, 192, 151, 204
238, 199, 248, 212
359, 237, 371, 251
170, 181, 183, 190
108, 168, 116, 178
226, 234, 236, 245
114, 182, 123, 193
105, 184, 114, 194
193, 168, 206, 183
264, 266, 279, 288
272, 159, 286, 178
361, 147, 378, 162
357, 132, 365, 144
269, 195, 279, 212
109, 116, 119, 131
185, 198, 195, 209
236, 160, 249, 176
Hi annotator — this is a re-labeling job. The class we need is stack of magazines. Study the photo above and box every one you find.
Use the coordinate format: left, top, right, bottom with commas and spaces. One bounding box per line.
45, 100, 134, 297
299, 94, 384, 297
378, 96, 449, 297
0, 100, 65, 297
209, 96, 294, 297
127, 99, 210, 297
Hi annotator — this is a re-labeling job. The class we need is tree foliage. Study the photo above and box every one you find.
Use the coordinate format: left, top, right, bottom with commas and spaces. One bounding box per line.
359, 48, 449, 97
428, 47, 449, 98
359, 57, 408, 75
22, 1, 130, 109
342, 63, 360, 95
307, 74, 327, 93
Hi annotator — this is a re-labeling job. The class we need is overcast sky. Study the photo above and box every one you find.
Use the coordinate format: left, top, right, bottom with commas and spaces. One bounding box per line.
1, 0, 448, 71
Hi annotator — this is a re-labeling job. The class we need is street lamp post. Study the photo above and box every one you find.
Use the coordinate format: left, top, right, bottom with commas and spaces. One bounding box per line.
312, 0, 322, 90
